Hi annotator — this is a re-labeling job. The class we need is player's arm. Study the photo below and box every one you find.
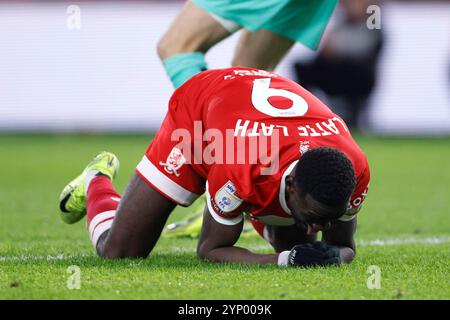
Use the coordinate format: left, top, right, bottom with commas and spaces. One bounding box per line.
322, 217, 357, 264
321, 162, 370, 264
197, 206, 279, 264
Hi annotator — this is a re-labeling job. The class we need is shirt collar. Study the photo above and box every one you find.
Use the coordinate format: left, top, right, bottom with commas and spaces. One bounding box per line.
278, 160, 299, 215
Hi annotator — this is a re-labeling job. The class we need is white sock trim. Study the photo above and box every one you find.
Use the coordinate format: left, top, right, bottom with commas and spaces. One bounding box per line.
91, 219, 114, 248
277, 250, 290, 267
88, 210, 117, 237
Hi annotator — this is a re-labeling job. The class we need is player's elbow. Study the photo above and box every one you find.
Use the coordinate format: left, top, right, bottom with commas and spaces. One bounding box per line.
196, 245, 209, 261
197, 250, 208, 261
196, 241, 215, 262
340, 246, 356, 264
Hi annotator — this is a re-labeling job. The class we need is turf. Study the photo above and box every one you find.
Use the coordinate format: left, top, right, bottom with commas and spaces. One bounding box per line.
0, 134, 449, 299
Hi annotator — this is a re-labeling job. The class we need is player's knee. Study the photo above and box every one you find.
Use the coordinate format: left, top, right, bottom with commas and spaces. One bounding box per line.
99, 246, 149, 259
231, 56, 275, 71
157, 36, 174, 60
97, 237, 149, 259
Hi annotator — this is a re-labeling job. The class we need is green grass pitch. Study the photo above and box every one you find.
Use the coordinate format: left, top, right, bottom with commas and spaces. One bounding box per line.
0, 134, 449, 299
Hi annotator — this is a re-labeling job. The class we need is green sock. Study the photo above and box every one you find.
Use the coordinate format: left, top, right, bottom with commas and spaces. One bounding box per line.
162, 52, 208, 89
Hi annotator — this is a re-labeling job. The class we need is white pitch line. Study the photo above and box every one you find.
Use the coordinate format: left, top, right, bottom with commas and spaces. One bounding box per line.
247, 236, 450, 251
358, 236, 450, 246
0, 253, 91, 262
0, 237, 449, 262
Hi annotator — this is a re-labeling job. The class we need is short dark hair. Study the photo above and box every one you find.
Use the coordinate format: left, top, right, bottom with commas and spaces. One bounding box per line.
295, 147, 356, 214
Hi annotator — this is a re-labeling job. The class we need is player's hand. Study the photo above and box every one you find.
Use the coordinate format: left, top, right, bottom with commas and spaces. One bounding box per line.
286, 241, 341, 267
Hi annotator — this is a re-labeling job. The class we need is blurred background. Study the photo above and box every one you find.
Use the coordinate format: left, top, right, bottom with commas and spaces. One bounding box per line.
0, 0, 449, 135
1, 1, 449, 300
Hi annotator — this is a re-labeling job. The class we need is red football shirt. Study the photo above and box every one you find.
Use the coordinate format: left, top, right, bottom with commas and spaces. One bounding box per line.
139, 67, 370, 226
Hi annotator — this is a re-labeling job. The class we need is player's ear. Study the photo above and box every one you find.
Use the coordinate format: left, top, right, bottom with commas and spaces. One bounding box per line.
285, 175, 296, 194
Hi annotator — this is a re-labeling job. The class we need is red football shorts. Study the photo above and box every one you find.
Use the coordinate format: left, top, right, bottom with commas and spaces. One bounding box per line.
135, 102, 205, 206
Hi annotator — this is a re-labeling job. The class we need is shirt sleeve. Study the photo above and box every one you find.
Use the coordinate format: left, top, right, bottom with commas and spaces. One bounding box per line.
205, 166, 247, 226
338, 164, 370, 222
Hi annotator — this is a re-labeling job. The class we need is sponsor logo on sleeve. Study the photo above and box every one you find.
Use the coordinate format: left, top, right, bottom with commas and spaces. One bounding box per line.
214, 181, 243, 213
350, 186, 369, 209
340, 186, 369, 221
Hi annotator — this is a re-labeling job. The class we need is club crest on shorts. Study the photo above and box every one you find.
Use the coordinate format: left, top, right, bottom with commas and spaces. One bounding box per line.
214, 181, 243, 213
159, 147, 186, 177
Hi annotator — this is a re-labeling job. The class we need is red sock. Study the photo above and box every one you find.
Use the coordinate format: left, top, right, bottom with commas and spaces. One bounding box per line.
86, 175, 121, 247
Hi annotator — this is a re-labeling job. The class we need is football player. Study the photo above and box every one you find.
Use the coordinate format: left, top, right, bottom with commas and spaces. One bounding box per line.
158, 0, 338, 88
59, 67, 369, 267
159, 0, 339, 236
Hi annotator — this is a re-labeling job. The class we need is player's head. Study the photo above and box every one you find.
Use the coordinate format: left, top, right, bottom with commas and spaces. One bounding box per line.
285, 147, 356, 234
